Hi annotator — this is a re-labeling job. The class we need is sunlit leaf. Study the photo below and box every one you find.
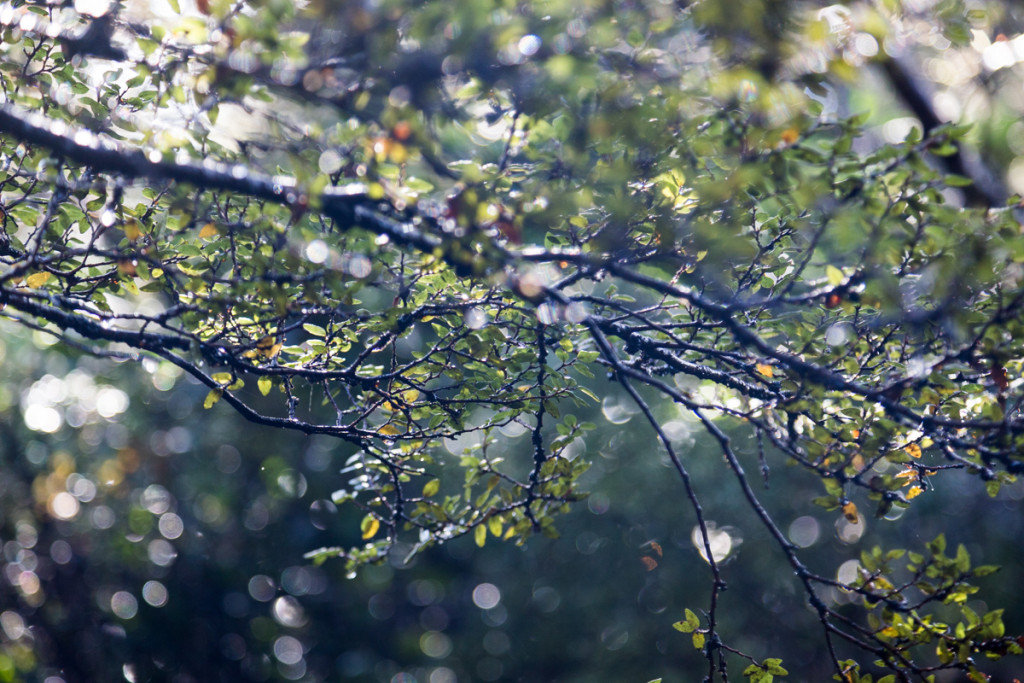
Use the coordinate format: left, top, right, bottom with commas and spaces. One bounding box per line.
826, 265, 844, 286
203, 388, 222, 409
360, 515, 380, 540
841, 501, 859, 524
25, 272, 51, 288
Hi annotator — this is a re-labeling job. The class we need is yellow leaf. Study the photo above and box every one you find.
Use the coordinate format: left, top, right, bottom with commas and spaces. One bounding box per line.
904, 443, 922, 459
203, 388, 222, 409
488, 516, 503, 537
841, 500, 859, 524
378, 423, 401, 436
360, 515, 380, 540
878, 626, 899, 638
257, 376, 272, 396
198, 222, 219, 239
474, 524, 487, 547
826, 264, 844, 286
403, 389, 420, 403
256, 341, 283, 360
906, 485, 924, 500
123, 219, 141, 241
692, 631, 705, 649
25, 272, 51, 288
894, 468, 917, 480
755, 363, 774, 378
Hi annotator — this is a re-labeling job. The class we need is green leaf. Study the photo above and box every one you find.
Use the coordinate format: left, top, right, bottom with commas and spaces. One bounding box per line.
673, 608, 700, 633
474, 524, 487, 547
257, 376, 272, 396
422, 479, 440, 497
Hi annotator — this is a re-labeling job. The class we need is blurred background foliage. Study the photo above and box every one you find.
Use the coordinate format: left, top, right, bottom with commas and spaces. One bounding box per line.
3, 298, 1022, 683
1, 0, 1024, 681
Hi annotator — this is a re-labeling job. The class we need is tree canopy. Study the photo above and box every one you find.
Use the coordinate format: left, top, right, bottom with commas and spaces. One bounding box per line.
1, 0, 1024, 680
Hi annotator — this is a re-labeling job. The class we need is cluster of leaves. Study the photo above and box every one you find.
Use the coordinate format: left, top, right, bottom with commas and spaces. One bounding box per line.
0, 0, 1022, 679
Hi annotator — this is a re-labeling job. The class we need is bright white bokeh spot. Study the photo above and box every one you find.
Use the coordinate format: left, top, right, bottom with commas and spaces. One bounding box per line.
348, 254, 371, 278
147, 539, 177, 567
318, 150, 343, 174
788, 515, 820, 548
0, 611, 26, 640
691, 522, 741, 564
111, 591, 138, 619
464, 307, 487, 330
24, 404, 62, 433
305, 239, 329, 264
248, 574, 276, 602
825, 322, 852, 347
142, 580, 168, 607
472, 583, 501, 610
141, 485, 172, 514
518, 34, 541, 57
96, 387, 129, 418
853, 33, 878, 57
601, 395, 635, 425
50, 492, 80, 521
881, 117, 922, 145
273, 635, 304, 665
837, 559, 861, 586
273, 596, 307, 628
74, 0, 112, 16
835, 513, 865, 544
420, 631, 453, 658
158, 513, 184, 540
429, 667, 457, 683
